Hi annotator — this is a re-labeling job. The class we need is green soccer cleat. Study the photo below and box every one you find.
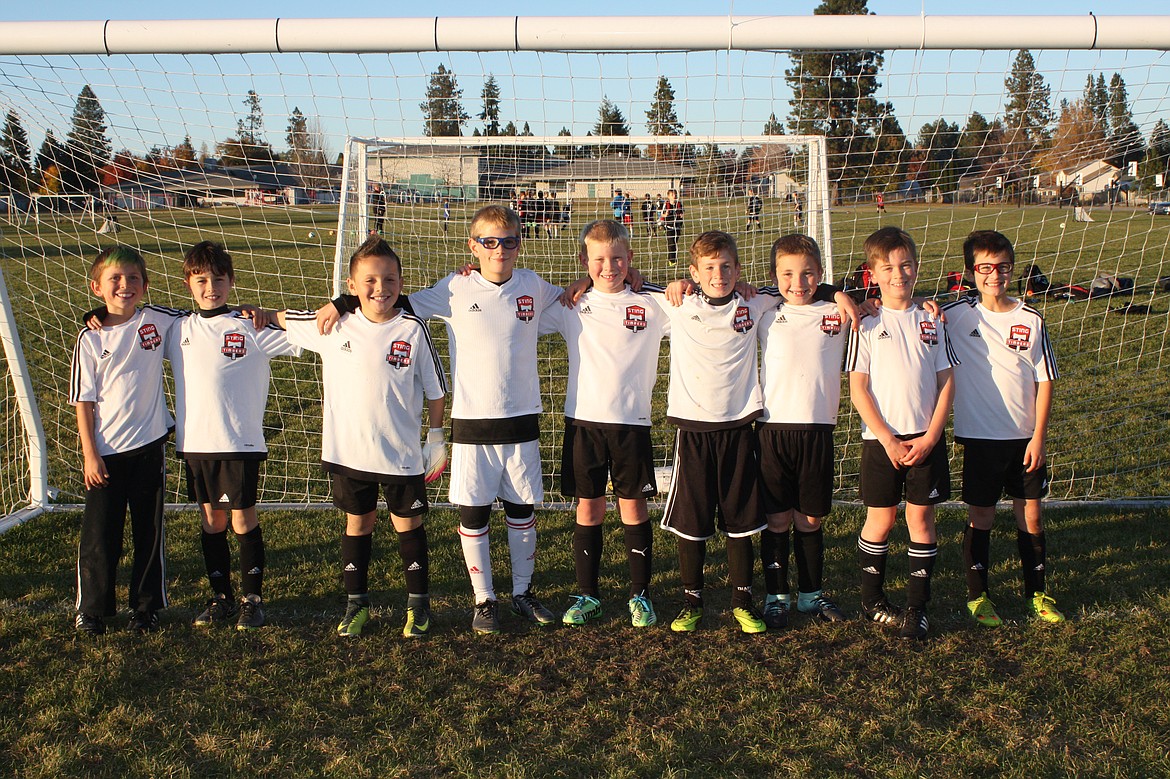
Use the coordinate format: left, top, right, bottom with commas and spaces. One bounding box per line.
966, 592, 1002, 628
562, 594, 603, 626
337, 600, 370, 637
670, 605, 703, 633
1029, 592, 1065, 624
403, 605, 431, 638
732, 605, 767, 634
628, 595, 657, 628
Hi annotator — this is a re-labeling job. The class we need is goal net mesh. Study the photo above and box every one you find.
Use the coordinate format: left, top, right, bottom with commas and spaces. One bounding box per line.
1, 41, 1168, 510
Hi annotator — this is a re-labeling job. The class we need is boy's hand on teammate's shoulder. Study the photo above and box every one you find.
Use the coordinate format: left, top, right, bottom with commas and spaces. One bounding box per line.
917, 298, 945, 321
561, 277, 592, 308
316, 302, 342, 335
82, 452, 109, 489
1023, 438, 1047, 472
735, 281, 757, 300
836, 292, 864, 329
83, 305, 109, 331
664, 278, 695, 306
626, 266, 645, 292
454, 263, 478, 277
423, 428, 448, 483
233, 304, 271, 329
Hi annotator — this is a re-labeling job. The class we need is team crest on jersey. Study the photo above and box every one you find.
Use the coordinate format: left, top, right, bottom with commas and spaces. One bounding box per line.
515, 295, 535, 323
137, 323, 162, 350
919, 321, 938, 346
1007, 324, 1032, 351
221, 332, 247, 360
386, 340, 413, 369
820, 313, 842, 336
623, 305, 647, 332
732, 306, 755, 333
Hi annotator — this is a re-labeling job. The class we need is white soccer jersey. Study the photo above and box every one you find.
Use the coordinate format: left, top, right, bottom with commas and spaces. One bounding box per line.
165, 310, 301, 459
654, 290, 777, 429
942, 297, 1058, 441
285, 309, 447, 479
407, 269, 561, 422
70, 305, 181, 456
758, 300, 847, 427
846, 305, 953, 439
541, 286, 667, 427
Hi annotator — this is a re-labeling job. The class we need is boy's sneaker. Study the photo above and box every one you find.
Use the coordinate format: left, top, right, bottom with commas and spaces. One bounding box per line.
628, 595, 657, 628
511, 590, 557, 626
798, 592, 847, 623
763, 596, 790, 630
471, 599, 501, 635
127, 610, 159, 634
236, 594, 265, 631
899, 606, 929, 641
670, 605, 703, 633
403, 605, 431, 638
732, 605, 767, 634
75, 612, 105, 636
861, 597, 902, 627
966, 592, 1002, 628
336, 600, 370, 638
562, 595, 602, 626
194, 594, 237, 627
1029, 592, 1065, 624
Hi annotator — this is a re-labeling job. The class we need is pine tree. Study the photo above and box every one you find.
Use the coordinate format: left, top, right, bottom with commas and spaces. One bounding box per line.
915, 119, 961, 199
420, 64, 469, 137
786, 0, 886, 201
645, 76, 682, 136
479, 75, 501, 137
218, 90, 274, 167
762, 113, 784, 136
63, 84, 111, 193
1106, 73, 1145, 170
1, 110, 32, 192
1003, 50, 1052, 147
1143, 120, 1170, 189
36, 130, 66, 194
1083, 73, 1110, 138
593, 98, 633, 158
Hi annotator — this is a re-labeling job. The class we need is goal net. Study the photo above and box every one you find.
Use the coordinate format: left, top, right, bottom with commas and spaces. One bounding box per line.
1, 14, 1169, 519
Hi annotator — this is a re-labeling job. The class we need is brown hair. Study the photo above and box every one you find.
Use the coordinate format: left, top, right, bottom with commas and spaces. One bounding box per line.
469, 204, 521, 236
182, 240, 234, 280
863, 226, 918, 265
690, 230, 739, 266
578, 219, 631, 255
769, 234, 823, 280
90, 246, 148, 285
962, 230, 1015, 270
349, 234, 402, 275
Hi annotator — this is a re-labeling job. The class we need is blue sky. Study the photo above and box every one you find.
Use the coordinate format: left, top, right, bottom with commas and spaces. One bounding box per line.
1, 1, 1167, 158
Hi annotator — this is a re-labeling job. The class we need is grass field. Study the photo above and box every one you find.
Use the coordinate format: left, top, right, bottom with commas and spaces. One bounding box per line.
2, 198, 1170, 514
1, 503, 1168, 777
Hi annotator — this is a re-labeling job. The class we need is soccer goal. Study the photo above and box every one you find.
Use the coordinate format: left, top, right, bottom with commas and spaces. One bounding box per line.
1, 14, 1170, 523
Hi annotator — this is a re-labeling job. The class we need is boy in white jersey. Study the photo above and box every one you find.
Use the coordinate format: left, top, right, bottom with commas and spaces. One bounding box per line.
757, 234, 849, 630
542, 220, 666, 628
166, 241, 300, 631
847, 227, 954, 641
71, 247, 179, 635
280, 236, 448, 638
942, 230, 1063, 627
659, 230, 774, 635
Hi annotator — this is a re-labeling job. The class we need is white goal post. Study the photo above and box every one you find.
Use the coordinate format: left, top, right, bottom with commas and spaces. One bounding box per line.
2, 14, 1170, 525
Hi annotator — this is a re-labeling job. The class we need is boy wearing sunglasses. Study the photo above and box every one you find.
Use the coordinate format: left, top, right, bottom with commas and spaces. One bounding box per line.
942, 230, 1063, 628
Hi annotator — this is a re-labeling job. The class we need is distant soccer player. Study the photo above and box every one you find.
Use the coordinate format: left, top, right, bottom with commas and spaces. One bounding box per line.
943, 230, 1064, 627
167, 241, 300, 631
746, 192, 763, 231
757, 234, 848, 629
660, 189, 684, 266
71, 246, 180, 635
543, 220, 666, 628
847, 227, 953, 641
281, 235, 448, 638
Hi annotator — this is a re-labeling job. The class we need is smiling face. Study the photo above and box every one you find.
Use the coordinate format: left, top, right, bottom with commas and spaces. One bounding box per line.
347, 253, 402, 323
869, 246, 918, 309
772, 252, 823, 306
690, 250, 740, 299
580, 238, 632, 294
971, 249, 1015, 310
468, 229, 520, 284
91, 262, 147, 317
185, 271, 234, 311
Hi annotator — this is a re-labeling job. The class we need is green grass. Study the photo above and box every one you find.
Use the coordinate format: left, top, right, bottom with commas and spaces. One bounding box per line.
2, 504, 1169, 777
2, 200, 1170, 515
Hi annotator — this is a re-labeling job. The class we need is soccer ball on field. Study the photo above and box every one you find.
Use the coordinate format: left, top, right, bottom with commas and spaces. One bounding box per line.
308, 231, 316, 238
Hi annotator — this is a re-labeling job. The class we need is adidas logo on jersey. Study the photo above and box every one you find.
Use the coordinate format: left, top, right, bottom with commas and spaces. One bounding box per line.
969, 328, 982, 338
218, 493, 230, 503
877, 330, 891, 340
99, 349, 111, 359
344, 563, 358, 572
410, 499, 424, 510
340, 341, 352, 353
581, 305, 592, 314
691, 315, 702, 322
641, 483, 654, 493
181, 337, 191, 346
775, 315, 788, 324
468, 303, 482, 312
407, 561, 421, 571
